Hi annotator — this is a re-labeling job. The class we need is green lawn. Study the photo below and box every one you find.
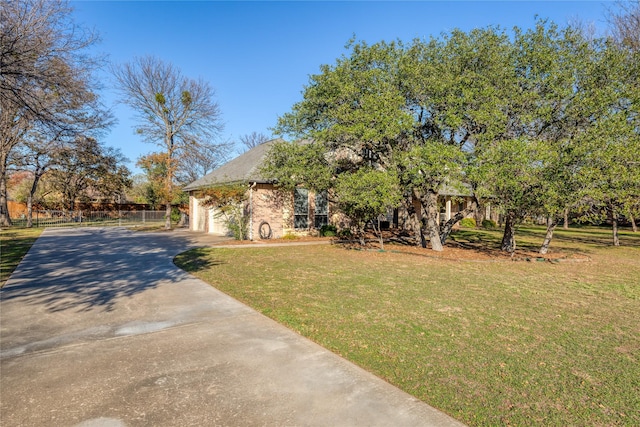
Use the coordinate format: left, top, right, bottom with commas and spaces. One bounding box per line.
175, 226, 640, 426
0, 227, 43, 286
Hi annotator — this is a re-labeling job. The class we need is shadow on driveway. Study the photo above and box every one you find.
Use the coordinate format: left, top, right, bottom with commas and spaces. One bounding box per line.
0, 227, 200, 313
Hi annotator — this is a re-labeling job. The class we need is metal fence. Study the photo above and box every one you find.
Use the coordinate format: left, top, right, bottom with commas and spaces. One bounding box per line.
10, 210, 169, 228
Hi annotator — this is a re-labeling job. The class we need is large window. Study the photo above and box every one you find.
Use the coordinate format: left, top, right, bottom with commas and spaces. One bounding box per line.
314, 190, 328, 228
294, 188, 308, 229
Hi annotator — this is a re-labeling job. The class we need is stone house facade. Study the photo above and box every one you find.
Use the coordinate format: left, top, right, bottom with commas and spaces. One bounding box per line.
184, 139, 495, 240
184, 139, 333, 239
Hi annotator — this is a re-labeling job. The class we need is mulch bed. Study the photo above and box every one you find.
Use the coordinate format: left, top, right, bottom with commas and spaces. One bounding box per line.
211, 231, 590, 263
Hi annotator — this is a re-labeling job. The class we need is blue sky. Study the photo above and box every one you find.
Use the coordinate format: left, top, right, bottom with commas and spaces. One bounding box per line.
71, 1, 613, 175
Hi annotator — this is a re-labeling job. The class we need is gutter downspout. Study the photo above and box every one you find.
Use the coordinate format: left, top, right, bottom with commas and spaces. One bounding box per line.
249, 182, 257, 241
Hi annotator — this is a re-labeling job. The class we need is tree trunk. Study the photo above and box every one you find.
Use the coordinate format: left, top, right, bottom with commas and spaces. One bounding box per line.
630, 215, 637, 233
27, 195, 33, 228
474, 202, 484, 229
26, 171, 43, 228
563, 207, 569, 230
440, 196, 479, 245
540, 219, 557, 255
164, 133, 175, 230
420, 190, 442, 252
501, 212, 517, 253
372, 220, 384, 250
612, 209, 620, 247
165, 201, 172, 230
407, 192, 426, 248
0, 151, 12, 227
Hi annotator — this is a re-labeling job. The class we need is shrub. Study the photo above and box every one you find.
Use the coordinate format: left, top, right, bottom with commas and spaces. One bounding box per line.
226, 212, 249, 240
320, 224, 337, 237
282, 233, 298, 240
337, 229, 352, 239
171, 207, 181, 223
482, 219, 498, 229
460, 217, 476, 228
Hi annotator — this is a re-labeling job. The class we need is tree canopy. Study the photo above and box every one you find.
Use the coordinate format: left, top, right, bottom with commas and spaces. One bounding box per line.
267, 19, 639, 251
1, 0, 112, 226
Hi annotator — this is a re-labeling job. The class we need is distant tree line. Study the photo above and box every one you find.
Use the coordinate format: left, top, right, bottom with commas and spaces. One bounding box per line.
0, 0, 125, 226
1, 0, 230, 228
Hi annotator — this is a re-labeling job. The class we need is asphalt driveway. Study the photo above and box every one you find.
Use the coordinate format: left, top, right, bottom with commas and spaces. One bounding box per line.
1, 227, 464, 427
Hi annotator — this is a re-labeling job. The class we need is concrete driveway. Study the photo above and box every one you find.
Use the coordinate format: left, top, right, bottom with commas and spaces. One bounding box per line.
1, 227, 465, 427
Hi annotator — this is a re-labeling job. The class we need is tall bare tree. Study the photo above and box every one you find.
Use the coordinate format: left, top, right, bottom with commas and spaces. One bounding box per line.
239, 131, 270, 152
0, 0, 107, 225
608, 0, 640, 51
112, 56, 224, 229
177, 139, 233, 184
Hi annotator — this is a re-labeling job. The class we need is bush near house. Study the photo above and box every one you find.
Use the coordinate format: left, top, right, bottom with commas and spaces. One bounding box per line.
320, 224, 337, 237
459, 217, 476, 228
482, 219, 498, 229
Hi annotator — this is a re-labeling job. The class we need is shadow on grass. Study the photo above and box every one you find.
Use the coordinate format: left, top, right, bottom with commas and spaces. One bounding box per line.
174, 247, 226, 273
449, 227, 600, 257
516, 226, 640, 249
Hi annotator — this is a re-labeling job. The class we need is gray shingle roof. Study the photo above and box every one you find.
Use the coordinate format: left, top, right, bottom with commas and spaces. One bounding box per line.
183, 138, 282, 191
184, 138, 474, 197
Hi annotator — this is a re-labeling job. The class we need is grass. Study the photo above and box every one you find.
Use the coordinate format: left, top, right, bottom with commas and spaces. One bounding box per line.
1, 227, 43, 286
175, 226, 640, 426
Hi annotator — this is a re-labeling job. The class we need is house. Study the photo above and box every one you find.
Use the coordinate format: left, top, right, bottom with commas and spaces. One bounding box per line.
184, 139, 494, 239
183, 139, 331, 239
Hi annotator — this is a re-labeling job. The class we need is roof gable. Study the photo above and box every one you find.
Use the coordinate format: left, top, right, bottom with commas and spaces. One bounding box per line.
183, 138, 282, 191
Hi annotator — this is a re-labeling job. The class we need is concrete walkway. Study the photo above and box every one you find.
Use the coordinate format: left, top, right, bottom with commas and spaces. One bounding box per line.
1, 227, 465, 427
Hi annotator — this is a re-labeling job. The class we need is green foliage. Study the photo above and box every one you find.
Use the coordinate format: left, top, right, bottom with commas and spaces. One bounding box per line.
260, 140, 333, 192
335, 168, 402, 247
180, 91, 191, 106
154, 92, 166, 105
319, 224, 337, 237
398, 142, 467, 195
336, 168, 402, 230
482, 219, 498, 229
459, 217, 476, 228
474, 138, 545, 218
282, 233, 298, 240
269, 22, 639, 252
170, 207, 181, 223
222, 205, 249, 241
200, 183, 249, 240
337, 229, 352, 239
274, 40, 413, 154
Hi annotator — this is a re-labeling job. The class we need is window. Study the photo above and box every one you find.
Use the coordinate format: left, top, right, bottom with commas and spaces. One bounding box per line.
314, 191, 328, 228
294, 188, 308, 229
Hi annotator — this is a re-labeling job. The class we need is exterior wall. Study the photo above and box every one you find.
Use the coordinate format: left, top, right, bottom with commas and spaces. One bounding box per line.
207, 207, 215, 234
193, 184, 493, 238
189, 181, 337, 238
250, 184, 289, 239
439, 196, 475, 223
209, 207, 230, 235
249, 184, 334, 240
190, 195, 207, 232
190, 194, 229, 235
